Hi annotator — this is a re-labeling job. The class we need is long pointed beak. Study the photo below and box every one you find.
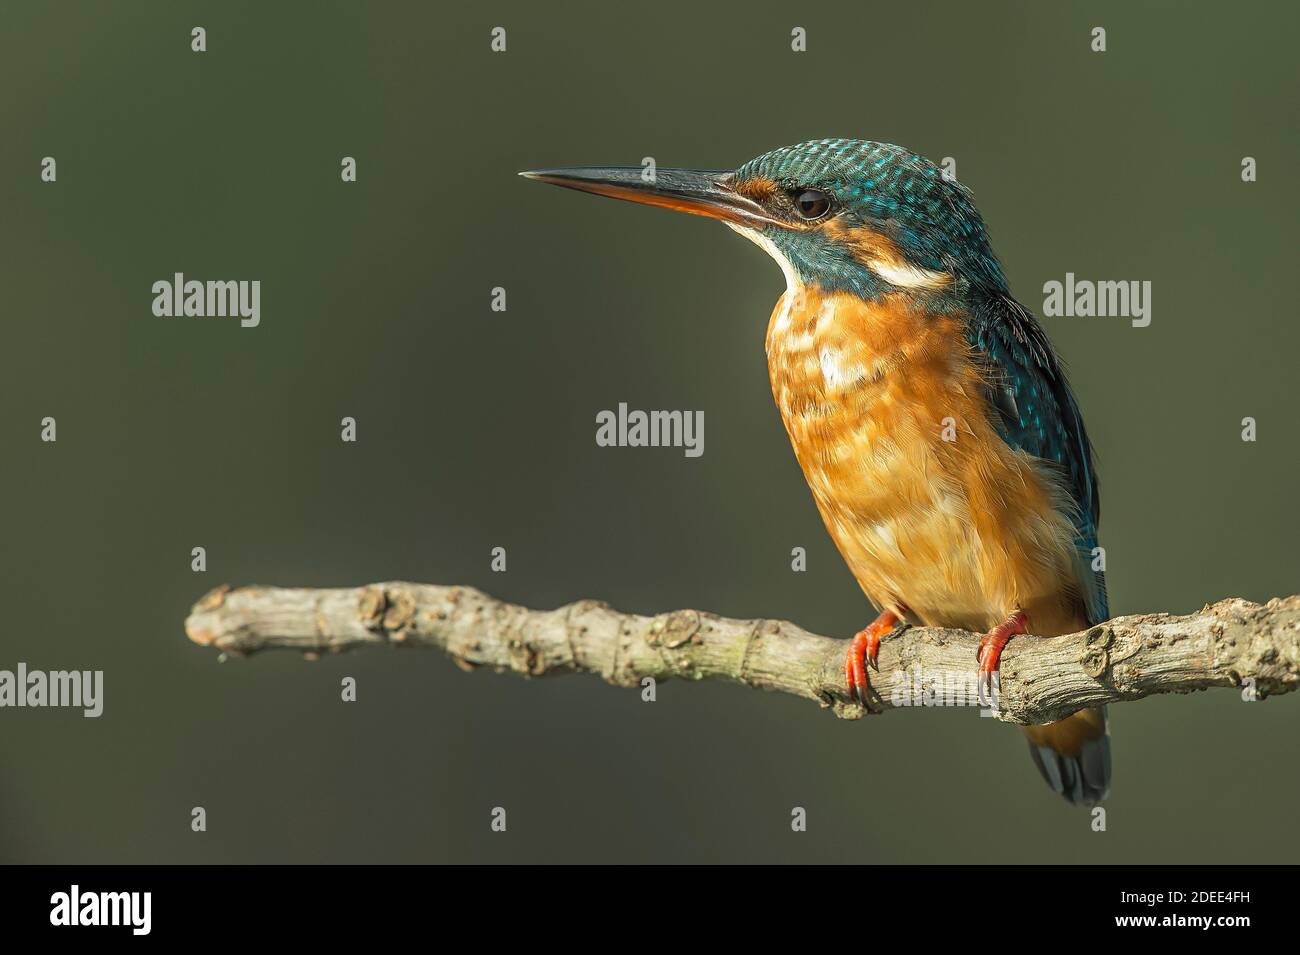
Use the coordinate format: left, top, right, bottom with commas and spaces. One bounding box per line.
519, 166, 774, 228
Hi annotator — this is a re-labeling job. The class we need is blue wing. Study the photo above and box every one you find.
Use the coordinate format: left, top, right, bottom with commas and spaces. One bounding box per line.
966, 291, 1108, 625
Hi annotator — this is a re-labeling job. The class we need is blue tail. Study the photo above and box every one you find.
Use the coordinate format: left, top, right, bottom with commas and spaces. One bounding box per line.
1024, 706, 1111, 806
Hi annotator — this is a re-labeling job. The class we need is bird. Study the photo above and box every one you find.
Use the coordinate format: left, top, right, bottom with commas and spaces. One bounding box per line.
521, 139, 1111, 806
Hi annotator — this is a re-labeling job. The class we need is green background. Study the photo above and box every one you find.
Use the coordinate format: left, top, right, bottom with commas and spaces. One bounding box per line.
2, 0, 1296, 863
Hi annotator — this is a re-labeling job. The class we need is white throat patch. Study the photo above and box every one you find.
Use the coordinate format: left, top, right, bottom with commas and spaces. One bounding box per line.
725, 221, 949, 292
724, 222, 800, 294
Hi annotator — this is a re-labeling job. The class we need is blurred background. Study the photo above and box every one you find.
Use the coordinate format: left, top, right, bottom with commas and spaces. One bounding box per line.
1, 0, 1296, 863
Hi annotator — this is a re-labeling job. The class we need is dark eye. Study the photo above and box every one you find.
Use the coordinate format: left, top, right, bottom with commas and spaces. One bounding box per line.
793, 188, 831, 220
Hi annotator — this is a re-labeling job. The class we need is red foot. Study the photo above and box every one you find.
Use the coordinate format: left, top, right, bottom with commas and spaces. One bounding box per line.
976, 610, 1029, 677
845, 610, 903, 705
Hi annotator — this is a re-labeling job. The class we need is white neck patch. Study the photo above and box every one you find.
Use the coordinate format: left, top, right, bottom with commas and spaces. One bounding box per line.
724, 222, 800, 294
866, 257, 951, 290
725, 221, 950, 293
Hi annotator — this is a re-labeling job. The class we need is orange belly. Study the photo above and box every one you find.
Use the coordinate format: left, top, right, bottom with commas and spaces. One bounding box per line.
766, 284, 1087, 635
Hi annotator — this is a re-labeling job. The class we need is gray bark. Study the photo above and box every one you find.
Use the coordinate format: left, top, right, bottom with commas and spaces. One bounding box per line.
185, 584, 1300, 725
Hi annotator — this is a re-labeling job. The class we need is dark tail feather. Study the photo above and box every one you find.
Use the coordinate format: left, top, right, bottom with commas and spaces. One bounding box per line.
1023, 706, 1111, 806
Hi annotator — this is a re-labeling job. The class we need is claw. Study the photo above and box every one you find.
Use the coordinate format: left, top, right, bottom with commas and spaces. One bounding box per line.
845, 609, 903, 704
846, 631, 870, 704
976, 610, 1029, 676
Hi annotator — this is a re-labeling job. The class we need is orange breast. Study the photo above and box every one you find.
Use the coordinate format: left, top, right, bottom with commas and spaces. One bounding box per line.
765, 285, 1087, 635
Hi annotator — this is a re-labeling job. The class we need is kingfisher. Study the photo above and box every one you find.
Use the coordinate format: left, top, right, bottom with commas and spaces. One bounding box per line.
522, 139, 1111, 805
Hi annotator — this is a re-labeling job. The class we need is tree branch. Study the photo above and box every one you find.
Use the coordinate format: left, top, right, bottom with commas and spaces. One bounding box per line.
184, 584, 1300, 725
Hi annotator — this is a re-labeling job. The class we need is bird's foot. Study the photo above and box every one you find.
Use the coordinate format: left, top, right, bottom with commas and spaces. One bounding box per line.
976, 610, 1029, 681
845, 610, 909, 706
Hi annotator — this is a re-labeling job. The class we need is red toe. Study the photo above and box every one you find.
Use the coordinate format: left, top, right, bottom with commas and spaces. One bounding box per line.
977, 610, 1029, 675
845, 609, 902, 703
845, 631, 870, 703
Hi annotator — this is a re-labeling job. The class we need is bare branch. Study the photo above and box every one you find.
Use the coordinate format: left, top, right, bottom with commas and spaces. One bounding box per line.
184, 584, 1300, 725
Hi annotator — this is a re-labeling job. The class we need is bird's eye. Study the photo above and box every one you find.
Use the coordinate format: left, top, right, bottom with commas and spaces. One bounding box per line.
793, 188, 831, 220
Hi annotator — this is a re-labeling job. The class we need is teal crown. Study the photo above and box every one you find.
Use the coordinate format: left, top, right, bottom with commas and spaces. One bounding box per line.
736, 138, 1008, 293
